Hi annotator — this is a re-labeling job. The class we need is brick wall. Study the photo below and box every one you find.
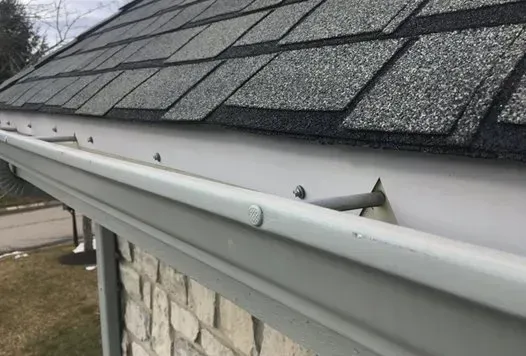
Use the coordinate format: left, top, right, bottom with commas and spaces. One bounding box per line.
116, 236, 316, 356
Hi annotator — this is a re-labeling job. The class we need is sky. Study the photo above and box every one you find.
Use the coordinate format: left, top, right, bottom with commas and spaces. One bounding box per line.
22, 0, 130, 47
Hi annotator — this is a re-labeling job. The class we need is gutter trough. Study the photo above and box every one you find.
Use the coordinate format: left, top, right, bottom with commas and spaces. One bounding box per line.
0, 129, 525, 356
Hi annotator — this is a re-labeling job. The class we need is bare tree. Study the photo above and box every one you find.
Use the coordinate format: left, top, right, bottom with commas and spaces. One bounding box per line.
24, 0, 122, 52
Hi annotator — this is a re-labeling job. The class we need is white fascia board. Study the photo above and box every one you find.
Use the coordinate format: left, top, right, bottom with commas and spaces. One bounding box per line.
0, 128, 526, 356
1, 111, 526, 256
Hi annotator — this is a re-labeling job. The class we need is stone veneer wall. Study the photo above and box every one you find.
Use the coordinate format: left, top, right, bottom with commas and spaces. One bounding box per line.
116, 236, 317, 356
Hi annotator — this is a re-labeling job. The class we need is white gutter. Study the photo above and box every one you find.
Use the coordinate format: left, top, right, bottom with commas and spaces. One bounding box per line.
1, 130, 526, 356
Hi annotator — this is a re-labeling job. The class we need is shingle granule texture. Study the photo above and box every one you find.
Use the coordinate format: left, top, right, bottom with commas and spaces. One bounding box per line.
116, 62, 220, 110
227, 39, 403, 110
281, 0, 411, 44
164, 54, 276, 121
235, 0, 322, 45
419, 0, 519, 15
125, 27, 205, 62
64, 72, 122, 109
77, 69, 158, 116
498, 73, 526, 124
166, 12, 268, 62
343, 26, 522, 134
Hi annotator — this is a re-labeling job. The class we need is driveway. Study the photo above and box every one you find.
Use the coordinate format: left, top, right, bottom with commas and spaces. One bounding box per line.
0, 207, 82, 253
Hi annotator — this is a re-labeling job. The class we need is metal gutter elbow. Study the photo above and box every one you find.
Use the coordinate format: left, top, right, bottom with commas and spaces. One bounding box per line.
0, 159, 49, 198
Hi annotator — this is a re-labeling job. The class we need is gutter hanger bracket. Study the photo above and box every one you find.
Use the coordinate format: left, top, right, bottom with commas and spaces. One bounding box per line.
308, 191, 386, 211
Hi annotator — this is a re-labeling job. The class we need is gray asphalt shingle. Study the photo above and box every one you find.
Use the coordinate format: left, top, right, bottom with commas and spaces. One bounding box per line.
152, 0, 214, 34
64, 72, 122, 109
82, 46, 125, 71
167, 12, 267, 62
27, 77, 77, 104
242, 0, 283, 11
498, 73, 526, 125
0, 83, 34, 103
227, 39, 403, 110
124, 27, 205, 62
235, 0, 322, 45
46, 76, 99, 106
193, 0, 255, 21
77, 69, 158, 116
344, 26, 523, 134
140, 10, 181, 34
164, 54, 276, 121
11, 80, 51, 106
116, 62, 220, 110
419, 0, 519, 15
96, 39, 151, 69
281, 0, 411, 44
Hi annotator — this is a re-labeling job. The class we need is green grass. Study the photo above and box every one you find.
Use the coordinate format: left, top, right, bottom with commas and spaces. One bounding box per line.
0, 245, 101, 356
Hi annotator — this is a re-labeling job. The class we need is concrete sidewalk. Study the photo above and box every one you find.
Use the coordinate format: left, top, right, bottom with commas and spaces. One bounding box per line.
0, 207, 82, 253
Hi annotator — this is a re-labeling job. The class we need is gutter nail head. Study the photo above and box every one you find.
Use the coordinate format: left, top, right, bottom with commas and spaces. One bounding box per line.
248, 205, 263, 227
293, 185, 306, 199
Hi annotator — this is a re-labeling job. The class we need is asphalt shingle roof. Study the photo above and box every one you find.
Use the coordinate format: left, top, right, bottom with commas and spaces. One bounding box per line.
1, 0, 526, 162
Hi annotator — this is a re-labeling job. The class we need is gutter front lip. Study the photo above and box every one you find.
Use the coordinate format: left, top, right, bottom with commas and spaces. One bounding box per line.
0, 129, 525, 319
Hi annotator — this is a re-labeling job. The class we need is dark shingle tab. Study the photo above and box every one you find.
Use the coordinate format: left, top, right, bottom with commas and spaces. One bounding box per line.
152, 0, 214, 34
82, 46, 125, 71
419, 0, 519, 15
125, 26, 205, 62
242, 0, 283, 11
166, 12, 267, 62
344, 26, 523, 134
64, 72, 122, 109
193, 0, 255, 21
77, 69, 158, 116
140, 10, 181, 34
116, 61, 220, 110
46, 76, 99, 106
227, 39, 403, 110
236, 0, 322, 45
281, 0, 411, 44
164, 54, 276, 121
0, 83, 33, 103
120, 16, 159, 40
498, 73, 526, 125
27, 77, 77, 104
97, 39, 151, 69
11, 80, 51, 106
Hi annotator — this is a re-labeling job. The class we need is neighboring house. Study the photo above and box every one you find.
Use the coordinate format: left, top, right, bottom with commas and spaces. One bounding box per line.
1, 0, 526, 355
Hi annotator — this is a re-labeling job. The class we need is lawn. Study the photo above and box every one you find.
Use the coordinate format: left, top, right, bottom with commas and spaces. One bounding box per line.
0, 245, 101, 356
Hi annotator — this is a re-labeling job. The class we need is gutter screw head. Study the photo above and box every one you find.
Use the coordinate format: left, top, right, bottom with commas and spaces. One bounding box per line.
87, 136, 94, 143
248, 205, 263, 227
153, 152, 161, 162
52, 126, 57, 132
27, 123, 32, 128
293, 185, 306, 199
